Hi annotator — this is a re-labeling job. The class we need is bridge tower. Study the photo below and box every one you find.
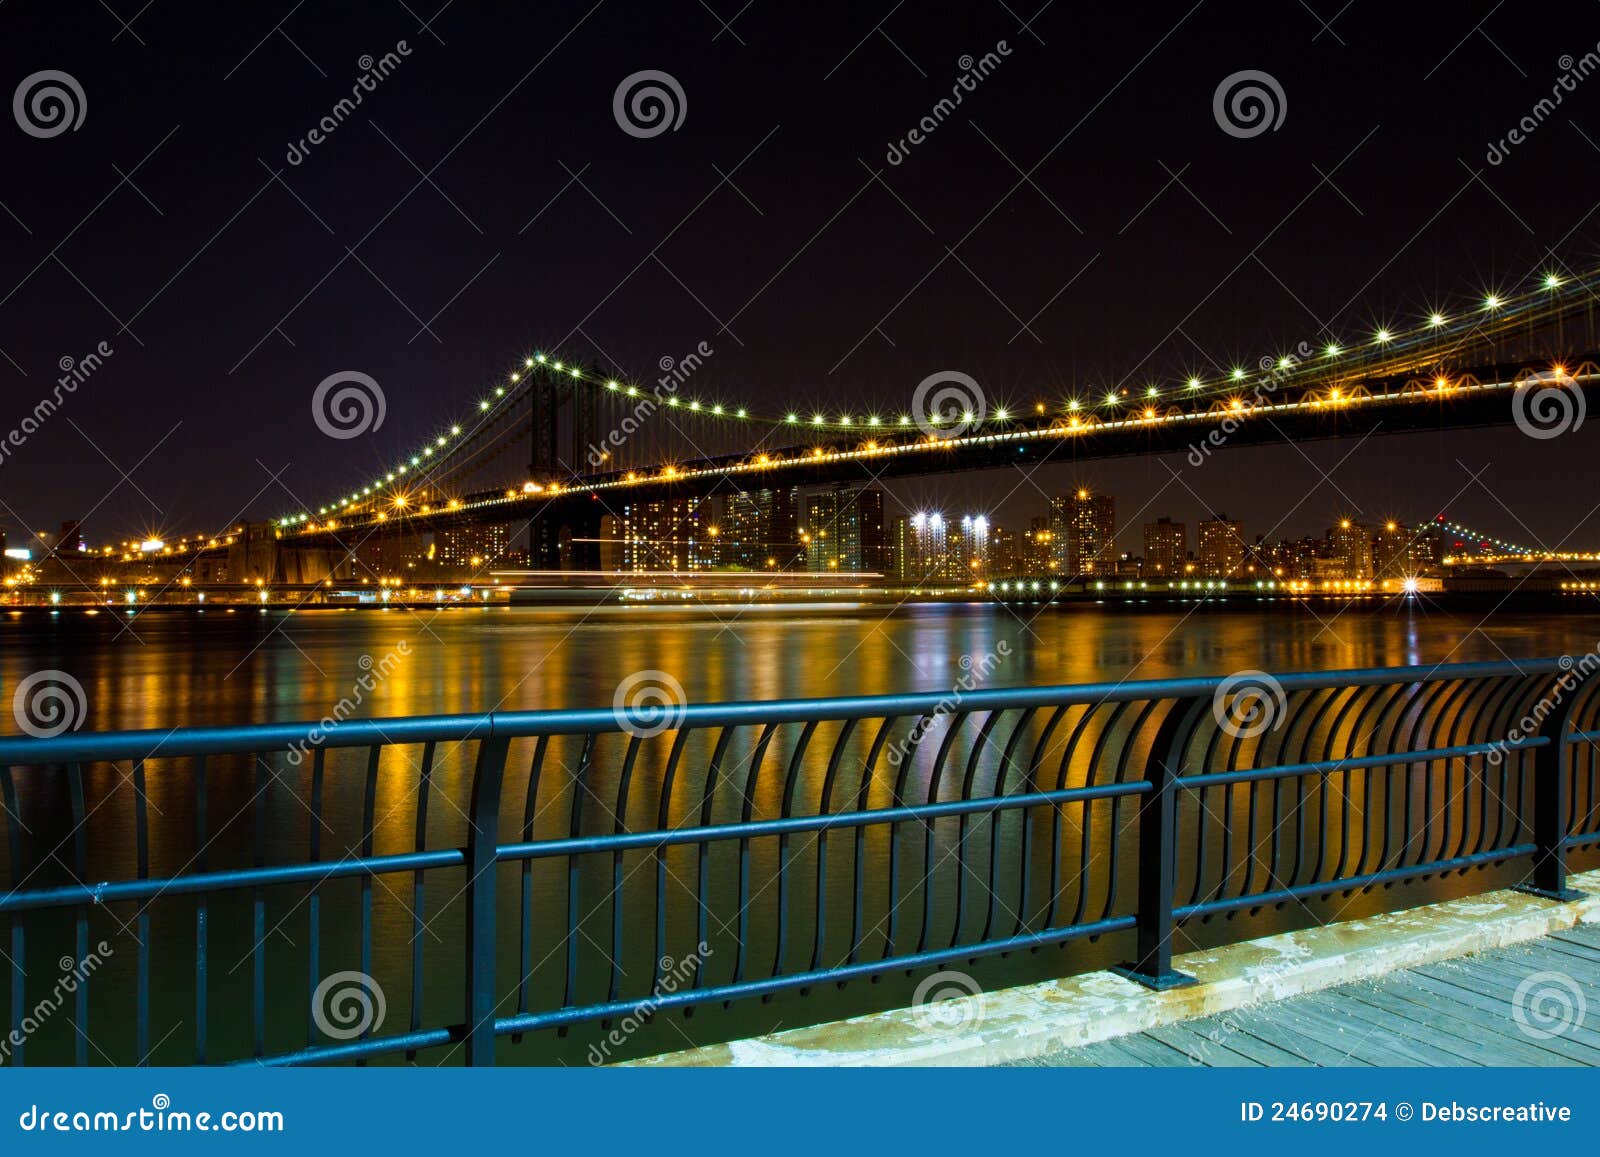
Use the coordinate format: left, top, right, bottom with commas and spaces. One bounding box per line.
528, 373, 600, 569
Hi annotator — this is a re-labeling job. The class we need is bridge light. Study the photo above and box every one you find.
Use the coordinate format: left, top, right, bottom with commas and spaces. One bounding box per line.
1277, 356, 1292, 369
1324, 343, 1340, 356
1231, 368, 1245, 380
410, 456, 420, 466
712, 404, 724, 415
553, 361, 563, 371
569, 366, 580, 377
736, 408, 747, 418
812, 413, 824, 424
868, 414, 881, 425
961, 410, 974, 422
1187, 377, 1201, 389
1544, 273, 1562, 289
689, 400, 701, 411
605, 380, 619, 390
786, 413, 798, 423
450, 425, 461, 435
627, 386, 640, 397
1375, 328, 1391, 343
525, 358, 534, 367
1428, 312, 1446, 327
535, 354, 546, 363
1068, 399, 1080, 411
1104, 391, 1118, 405
994, 407, 1008, 419
509, 372, 520, 382
479, 400, 490, 410
1146, 386, 1158, 397
495, 387, 505, 396
1483, 294, 1501, 310
898, 414, 910, 424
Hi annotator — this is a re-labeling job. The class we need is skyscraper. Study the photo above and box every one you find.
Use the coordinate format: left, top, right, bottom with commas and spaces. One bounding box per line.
620, 498, 708, 571
1329, 519, 1375, 580
722, 487, 800, 569
802, 485, 886, 572
1053, 489, 1115, 575
1142, 517, 1187, 579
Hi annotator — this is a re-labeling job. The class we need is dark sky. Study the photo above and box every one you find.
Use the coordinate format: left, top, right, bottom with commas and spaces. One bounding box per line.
3, 1, 1600, 554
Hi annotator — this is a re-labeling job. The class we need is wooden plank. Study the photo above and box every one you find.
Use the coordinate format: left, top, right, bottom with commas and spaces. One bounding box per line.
1072, 1038, 1156, 1067
1252, 998, 1421, 1066
1336, 983, 1571, 1066
1222, 1006, 1374, 1067
1144, 1022, 1260, 1067
1509, 942, 1600, 986
1147, 1020, 1302, 1066
1111, 1032, 1195, 1067
1546, 927, 1600, 959
1550, 923, 1600, 952
1377, 972, 1600, 1064
1298, 992, 1478, 1066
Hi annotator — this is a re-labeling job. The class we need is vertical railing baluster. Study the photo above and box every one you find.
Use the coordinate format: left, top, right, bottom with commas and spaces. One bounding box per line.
564, 732, 596, 1017
607, 735, 643, 1006
848, 719, 894, 966
1516, 670, 1587, 900
132, 758, 150, 1064
463, 729, 509, 1067
1113, 698, 1206, 990
808, 719, 856, 977
729, 725, 777, 992
983, 707, 1036, 946
915, 717, 965, 956
693, 727, 735, 995
951, 712, 1002, 951
1014, 707, 1066, 936
771, 722, 817, 983
512, 736, 547, 1044
68, 762, 87, 1065
652, 729, 691, 997
2, 765, 26, 1066
306, 747, 324, 1050
406, 741, 436, 1061
357, 745, 379, 1065
252, 753, 267, 1059
194, 754, 207, 1064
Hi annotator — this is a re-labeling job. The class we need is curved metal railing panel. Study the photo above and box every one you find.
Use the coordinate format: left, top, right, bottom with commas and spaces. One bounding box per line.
0, 657, 1595, 1066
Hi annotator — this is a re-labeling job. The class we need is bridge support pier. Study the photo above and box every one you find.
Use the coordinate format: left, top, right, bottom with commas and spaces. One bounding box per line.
527, 505, 601, 571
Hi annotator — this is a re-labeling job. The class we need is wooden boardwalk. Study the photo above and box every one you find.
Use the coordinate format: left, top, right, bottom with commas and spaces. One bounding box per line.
1010, 924, 1600, 1067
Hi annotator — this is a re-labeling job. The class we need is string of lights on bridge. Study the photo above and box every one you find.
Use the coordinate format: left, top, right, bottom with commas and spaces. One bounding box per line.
281, 264, 1595, 528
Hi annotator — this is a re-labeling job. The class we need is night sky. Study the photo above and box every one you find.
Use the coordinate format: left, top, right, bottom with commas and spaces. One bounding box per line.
4, 1, 1600, 553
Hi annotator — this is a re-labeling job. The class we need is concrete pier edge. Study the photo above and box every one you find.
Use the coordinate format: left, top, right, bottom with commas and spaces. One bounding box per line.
622, 868, 1600, 1067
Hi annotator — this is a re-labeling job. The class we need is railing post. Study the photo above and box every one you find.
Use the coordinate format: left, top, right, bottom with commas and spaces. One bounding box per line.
463, 730, 510, 1065
1513, 671, 1588, 902
1113, 697, 1205, 991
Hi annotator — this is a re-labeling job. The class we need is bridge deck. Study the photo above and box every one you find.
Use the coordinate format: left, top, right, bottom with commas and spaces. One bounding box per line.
1009, 926, 1600, 1067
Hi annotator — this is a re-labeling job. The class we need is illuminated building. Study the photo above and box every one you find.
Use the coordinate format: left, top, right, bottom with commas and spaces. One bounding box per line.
722, 488, 800, 569
1330, 519, 1376, 581
1051, 489, 1116, 575
620, 498, 709, 571
801, 485, 885, 572
1142, 517, 1187, 579
1197, 514, 1245, 577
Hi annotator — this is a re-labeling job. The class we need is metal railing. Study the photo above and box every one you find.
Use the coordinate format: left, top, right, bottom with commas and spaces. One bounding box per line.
2, 658, 1598, 1065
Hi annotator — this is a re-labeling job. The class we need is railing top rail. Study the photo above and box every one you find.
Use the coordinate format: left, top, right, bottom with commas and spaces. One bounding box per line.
0, 655, 1581, 765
